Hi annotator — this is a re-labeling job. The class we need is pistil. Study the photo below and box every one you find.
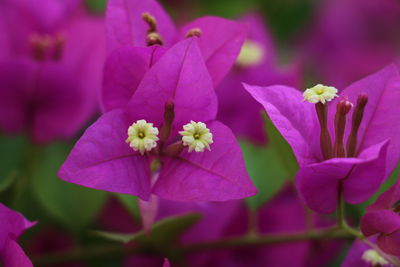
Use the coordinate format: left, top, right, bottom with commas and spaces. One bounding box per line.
333, 98, 352, 157
346, 94, 368, 157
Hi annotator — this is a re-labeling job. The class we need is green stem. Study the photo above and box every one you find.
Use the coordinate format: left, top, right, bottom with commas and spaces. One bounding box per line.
31, 227, 352, 266
336, 181, 345, 228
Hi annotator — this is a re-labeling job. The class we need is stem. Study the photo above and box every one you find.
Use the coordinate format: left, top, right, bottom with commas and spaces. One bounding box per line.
31, 227, 353, 266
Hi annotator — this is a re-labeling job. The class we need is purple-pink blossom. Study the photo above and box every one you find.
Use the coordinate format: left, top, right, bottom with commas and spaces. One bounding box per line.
59, 38, 257, 202
0, 0, 105, 143
361, 179, 400, 256
244, 65, 400, 213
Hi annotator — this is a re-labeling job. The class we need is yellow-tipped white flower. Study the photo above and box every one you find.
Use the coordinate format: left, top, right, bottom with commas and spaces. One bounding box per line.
236, 40, 264, 67
126, 120, 159, 155
361, 249, 389, 266
303, 84, 338, 104
179, 121, 213, 152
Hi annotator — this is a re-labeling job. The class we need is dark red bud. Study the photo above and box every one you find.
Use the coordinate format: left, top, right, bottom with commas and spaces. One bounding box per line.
186, 28, 202, 38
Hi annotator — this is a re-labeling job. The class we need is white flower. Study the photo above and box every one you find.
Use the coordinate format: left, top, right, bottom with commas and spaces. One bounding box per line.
126, 120, 159, 155
236, 40, 264, 67
362, 249, 389, 266
303, 84, 338, 104
179, 121, 213, 152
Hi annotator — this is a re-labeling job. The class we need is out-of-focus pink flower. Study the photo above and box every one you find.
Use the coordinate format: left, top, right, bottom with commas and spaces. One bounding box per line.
216, 14, 301, 144
0, 0, 105, 143
361, 179, 400, 256
59, 38, 256, 202
244, 65, 400, 213
102, 0, 247, 111
300, 0, 400, 88
0, 203, 35, 267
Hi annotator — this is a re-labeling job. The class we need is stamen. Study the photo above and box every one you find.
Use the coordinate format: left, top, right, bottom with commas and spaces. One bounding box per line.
346, 94, 368, 157
185, 28, 202, 38
30, 34, 51, 61
333, 98, 353, 157
146, 32, 163, 46
315, 103, 333, 160
159, 99, 175, 150
142, 12, 157, 33
53, 33, 66, 60
142, 12, 164, 46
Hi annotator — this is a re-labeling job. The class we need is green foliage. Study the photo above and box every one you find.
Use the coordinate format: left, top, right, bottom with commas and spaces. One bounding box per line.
115, 193, 141, 220
31, 142, 107, 230
85, 0, 108, 13
242, 114, 298, 209
93, 213, 201, 245
0, 135, 26, 192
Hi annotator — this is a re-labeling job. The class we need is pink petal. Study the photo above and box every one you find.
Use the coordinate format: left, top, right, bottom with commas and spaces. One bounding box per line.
343, 140, 390, 204
329, 65, 400, 174
378, 230, 400, 256
102, 46, 166, 111
297, 140, 389, 213
58, 109, 151, 200
163, 258, 171, 267
153, 120, 257, 201
361, 210, 400, 236
243, 83, 319, 166
127, 38, 218, 130
139, 195, 159, 234
1, 238, 33, 267
178, 16, 247, 86
368, 180, 400, 211
106, 0, 176, 51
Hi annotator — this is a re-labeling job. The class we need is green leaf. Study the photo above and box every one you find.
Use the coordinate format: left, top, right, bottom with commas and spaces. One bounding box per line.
85, 0, 107, 13
0, 135, 27, 192
31, 142, 108, 230
93, 213, 201, 245
114, 193, 141, 220
241, 140, 288, 210
263, 113, 298, 178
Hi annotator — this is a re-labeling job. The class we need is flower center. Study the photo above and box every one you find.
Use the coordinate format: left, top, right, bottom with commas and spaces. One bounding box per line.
361, 249, 389, 266
236, 40, 264, 68
126, 120, 159, 155
303, 84, 338, 104
179, 121, 213, 152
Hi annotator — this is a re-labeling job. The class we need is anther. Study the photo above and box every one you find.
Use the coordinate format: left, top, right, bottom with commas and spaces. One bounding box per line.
185, 28, 202, 38
142, 12, 157, 33
346, 94, 368, 157
333, 98, 353, 157
146, 32, 163, 46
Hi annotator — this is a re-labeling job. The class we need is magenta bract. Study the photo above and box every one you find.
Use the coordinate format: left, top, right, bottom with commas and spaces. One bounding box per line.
244, 65, 400, 213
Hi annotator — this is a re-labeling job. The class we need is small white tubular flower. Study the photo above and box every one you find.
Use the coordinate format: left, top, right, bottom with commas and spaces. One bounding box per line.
179, 121, 213, 152
361, 249, 389, 266
126, 120, 159, 155
236, 40, 264, 67
303, 84, 338, 104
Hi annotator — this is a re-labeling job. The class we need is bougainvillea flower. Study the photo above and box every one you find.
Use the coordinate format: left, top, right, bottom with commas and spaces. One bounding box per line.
299, 0, 400, 88
59, 38, 256, 202
244, 65, 400, 213
216, 14, 301, 143
0, 203, 35, 267
361, 179, 400, 256
102, 0, 247, 111
0, 0, 105, 143
342, 237, 398, 267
